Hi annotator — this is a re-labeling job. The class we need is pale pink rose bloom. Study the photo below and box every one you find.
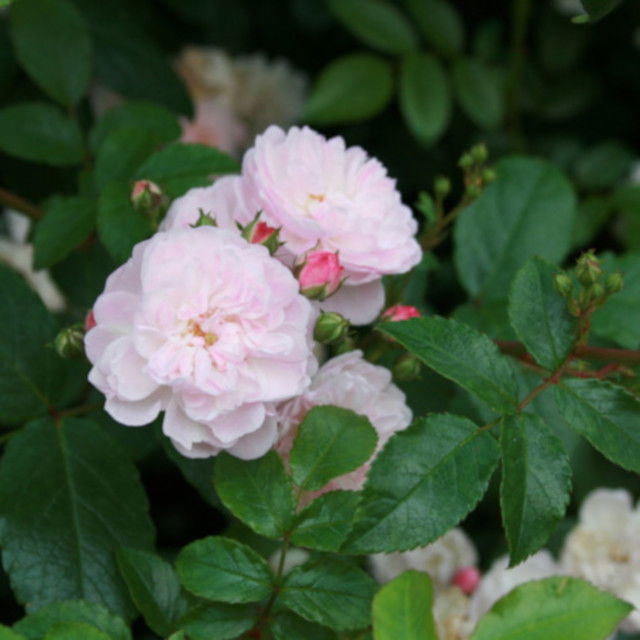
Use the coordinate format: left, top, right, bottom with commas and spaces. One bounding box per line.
297, 250, 344, 300
276, 349, 412, 495
381, 304, 421, 322
241, 126, 422, 325
85, 227, 316, 460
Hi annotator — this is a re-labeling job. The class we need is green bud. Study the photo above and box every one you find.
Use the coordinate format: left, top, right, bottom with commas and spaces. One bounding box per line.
575, 250, 602, 285
191, 209, 217, 227
588, 282, 605, 302
393, 353, 422, 381
434, 176, 451, 198
553, 273, 573, 297
458, 153, 473, 169
482, 167, 497, 183
471, 143, 488, 164
313, 312, 350, 345
606, 271, 624, 294
465, 183, 482, 199
416, 192, 437, 226
334, 335, 356, 355
54, 325, 84, 358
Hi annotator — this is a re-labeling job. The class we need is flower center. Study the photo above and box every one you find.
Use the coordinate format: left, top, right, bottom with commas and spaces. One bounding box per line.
187, 318, 218, 346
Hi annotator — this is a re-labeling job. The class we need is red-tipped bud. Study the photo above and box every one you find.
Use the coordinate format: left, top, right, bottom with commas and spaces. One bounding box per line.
452, 566, 481, 595
381, 304, 421, 322
84, 309, 96, 332
296, 250, 344, 300
131, 180, 162, 212
240, 212, 282, 255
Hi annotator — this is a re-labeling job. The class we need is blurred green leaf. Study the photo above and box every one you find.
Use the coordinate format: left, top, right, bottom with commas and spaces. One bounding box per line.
0, 102, 83, 165
399, 52, 451, 145
579, 0, 622, 22
327, 0, 418, 54
0, 627, 26, 640
304, 53, 394, 125
178, 603, 256, 640
573, 141, 634, 191
405, 0, 464, 57
270, 611, 336, 640
452, 58, 505, 129
44, 623, 110, 640
10, 0, 92, 105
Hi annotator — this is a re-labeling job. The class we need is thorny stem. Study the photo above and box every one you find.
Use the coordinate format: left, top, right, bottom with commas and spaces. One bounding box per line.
496, 340, 640, 364
0, 187, 45, 221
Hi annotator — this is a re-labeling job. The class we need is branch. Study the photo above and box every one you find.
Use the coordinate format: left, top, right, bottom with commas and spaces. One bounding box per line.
496, 340, 640, 364
0, 187, 45, 221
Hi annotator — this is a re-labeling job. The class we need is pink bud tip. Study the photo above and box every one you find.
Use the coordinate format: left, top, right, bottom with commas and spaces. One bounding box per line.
251, 221, 277, 244
84, 309, 96, 332
298, 250, 344, 300
452, 566, 481, 594
131, 180, 161, 201
381, 304, 421, 322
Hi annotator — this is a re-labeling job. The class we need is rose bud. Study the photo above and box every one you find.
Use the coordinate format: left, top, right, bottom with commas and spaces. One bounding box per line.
84, 309, 96, 332
381, 304, 421, 322
452, 566, 481, 595
296, 250, 344, 301
240, 212, 282, 255
313, 311, 349, 345
131, 180, 162, 212
54, 325, 85, 358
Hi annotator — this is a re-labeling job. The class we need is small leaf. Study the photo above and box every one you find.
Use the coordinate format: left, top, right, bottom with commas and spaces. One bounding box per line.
405, 0, 465, 57
270, 611, 336, 640
116, 547, 186, 637
372, 570, 438, 640
280, 558, 376, 631
178, 603, 256, 640
44, 622, 110, 640
399, 52, 451, 146
0, 626, 26, 640
97, 181, 154, 263
14, 600, 131, 640
291, 491, 360, 552
454, 156, 577, 302
452, 58, 504, 129
508, 257, 576, 370
554, 379, 640, 473
33, 196, 96, 269
290, 406, 377, 492
10, 0, 92, 105
327, 0, 418, 54
380, 317, 518, 413
470, 577, 632, 640
176, 536, 273, 604
500, 414, 571, 565
0, 102, 83, 165
213, 451, 295, 539
343, 414, 499, 554
304, 53, 394, 125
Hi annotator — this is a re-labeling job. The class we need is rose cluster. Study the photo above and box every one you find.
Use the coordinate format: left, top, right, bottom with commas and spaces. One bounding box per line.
85, 126, 421, 472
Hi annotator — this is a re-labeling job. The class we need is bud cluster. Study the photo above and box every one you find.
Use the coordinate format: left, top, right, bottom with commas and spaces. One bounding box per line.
458, 143, 496, 200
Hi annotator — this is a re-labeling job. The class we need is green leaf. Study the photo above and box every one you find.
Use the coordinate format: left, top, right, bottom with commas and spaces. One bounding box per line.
580, 0, 622, 21
178, 603, 256, 640
0, 626, 26, 640
0, 417, 155, 618
508, 257, 576, 370
291, 491, 360, 552
133, 143, 239, 197
89, 101, 180, 152
343, 414, 499, 553
270, 611, 336, 640
303, 53, 394, 125
0, 264, 78, 423
33, 196, 96, 269
470, 577, 632, 640
399, 52, 451, 146
0, 102, 83, 165
289, 406, 377, 492
14, 600, 131, 640
214, 451, 295, 539
72, 0, 191, 114
405, 0, 465, 57
452, 58, 504, 129
280, 558, 376, 631
380, 317, 518, 413
44, 622, 110, 640
94, 128, 159, 191
97, 181, 154, 263
573, 141, 634, 191
116, 548, 186, 637
591, 252, 640, 349
554, 379, 640, 473
372, 570, 438, 640
327, 0, 418, 54
454, 156, 577, 302
10, 0, 91, 105
500, 414, 571, 565
177, 536, 273, 604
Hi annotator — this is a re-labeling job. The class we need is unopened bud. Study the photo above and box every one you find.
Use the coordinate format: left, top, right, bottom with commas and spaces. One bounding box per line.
381, 304, 421, 322
416, 192, 437, 226
465, 183, 482, 199
54, 325, 84, 358
588, 282, 605, 301
131, 180, 162, 214
458, 153, 473, 169
191, 209, 217, 227
482, 167, 497, 183
575, 250, 602, 285
393, 353, 422, 381
84, 309, 96, 332
296, 250, 344, 301
434, 176, 451, 198
452, 567, 481, 595
471, 143, 488, 164
553, 273, 573, 297
313, 312, 350, 345
606, 272, 624, 294
334, 335, 357, 355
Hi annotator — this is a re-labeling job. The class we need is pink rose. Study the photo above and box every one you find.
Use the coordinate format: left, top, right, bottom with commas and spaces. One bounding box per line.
241, 126, 422, 325
276, 350, 412, 495
85, 227, 316, 460
381, 304, 421, 322
296, 250, 344, 300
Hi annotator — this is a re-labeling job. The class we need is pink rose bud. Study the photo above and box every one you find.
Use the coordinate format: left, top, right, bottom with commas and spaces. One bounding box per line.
452, 566, 481, 594
297, 250, 344, 300
84, 309, 96, 332
251, 221, 277, 244
241, 213, 282, 255
381, 304, 421, 322
131, 180, 163, 214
